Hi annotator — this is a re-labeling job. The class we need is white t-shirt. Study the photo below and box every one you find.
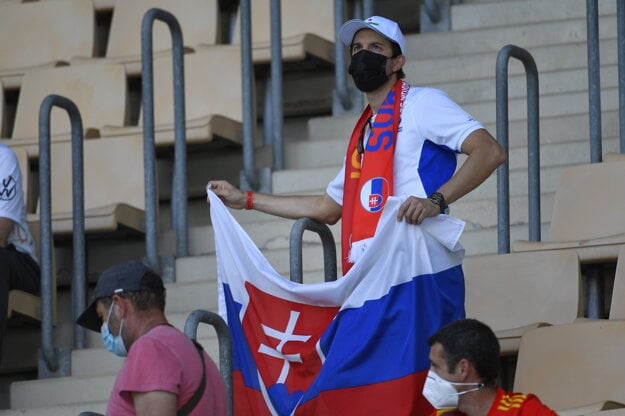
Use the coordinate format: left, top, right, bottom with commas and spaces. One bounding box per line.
0, 145, 37, 261
326, 87, 484, 207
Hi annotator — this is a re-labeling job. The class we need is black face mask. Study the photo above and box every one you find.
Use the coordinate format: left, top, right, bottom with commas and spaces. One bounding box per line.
348, 49, 390, 92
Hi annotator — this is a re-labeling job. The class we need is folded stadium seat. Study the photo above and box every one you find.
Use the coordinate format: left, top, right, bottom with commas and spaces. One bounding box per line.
0, 0, 95, 89
27, 135, 145, 236
0, 62, 128, 157
514, 320, 625, 411
608, 246, 625, 319
72, 0, 220, 75
227, 0, 335, 64
512, 160, 625, 263
463, 250, 582, 355
100, 46, 243, 146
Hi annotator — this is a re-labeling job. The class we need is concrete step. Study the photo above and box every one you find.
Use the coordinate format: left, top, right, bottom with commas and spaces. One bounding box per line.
434, 64, 619, 108
10, 373, 116, 409
409, 12, 617, 60
406, 37, 618, 85
72, 332, 222, 378
452, 0, 617, 31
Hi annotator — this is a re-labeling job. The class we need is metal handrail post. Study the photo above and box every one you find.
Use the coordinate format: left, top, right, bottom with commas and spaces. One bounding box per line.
39, 94, 87, 370
334, 0, 352, 111
289, 218, 337, 283
423, 0, 441, 23
618, 0, 625, 152
141, 8, 189, 273
184, 310, 233, 416
586, 0, 602, 162
240, 0, 258, 190
270, 0, 284, 170
496, 45, 541, 254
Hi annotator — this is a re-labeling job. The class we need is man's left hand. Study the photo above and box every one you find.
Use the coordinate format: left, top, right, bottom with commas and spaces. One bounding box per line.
397, 196, 440, 224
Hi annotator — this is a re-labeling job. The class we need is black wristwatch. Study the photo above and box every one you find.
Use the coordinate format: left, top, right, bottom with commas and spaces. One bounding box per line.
427, 192, 446, 213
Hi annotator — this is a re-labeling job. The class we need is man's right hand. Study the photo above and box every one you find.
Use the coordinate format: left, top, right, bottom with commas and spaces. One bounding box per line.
206, 180, 246, 210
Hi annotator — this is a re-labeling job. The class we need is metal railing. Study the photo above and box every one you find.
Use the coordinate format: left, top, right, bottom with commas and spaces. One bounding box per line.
586, 0, 603, 162
184, 310, 233, 416
495, 45, 540, 254
619, 0, 625, 152
141, 8, 188, 274
38, 94, 87, 377
289, 218, 337, 283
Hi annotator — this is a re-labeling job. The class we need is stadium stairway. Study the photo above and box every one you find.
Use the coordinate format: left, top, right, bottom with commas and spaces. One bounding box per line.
0, 0, 621, 413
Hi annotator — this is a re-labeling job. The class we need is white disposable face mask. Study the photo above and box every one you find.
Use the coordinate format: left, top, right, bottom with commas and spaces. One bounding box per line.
422, 370, 485, 409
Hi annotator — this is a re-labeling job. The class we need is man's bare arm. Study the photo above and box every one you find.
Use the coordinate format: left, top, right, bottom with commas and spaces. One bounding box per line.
207, 180, 342, 225
132, 390, 177, 416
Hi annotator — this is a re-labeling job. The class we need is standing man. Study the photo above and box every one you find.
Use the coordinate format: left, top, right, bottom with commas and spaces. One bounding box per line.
424, 318, 557, 416
77, 261, 227, 416
0, 144, 39, 362
209, 15, 506, 275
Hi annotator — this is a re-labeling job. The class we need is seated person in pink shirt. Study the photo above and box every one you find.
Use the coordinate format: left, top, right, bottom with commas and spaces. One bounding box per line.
77, 261, 227, 416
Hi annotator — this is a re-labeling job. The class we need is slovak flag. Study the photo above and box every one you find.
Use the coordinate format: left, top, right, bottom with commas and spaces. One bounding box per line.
208, 190, 466, 416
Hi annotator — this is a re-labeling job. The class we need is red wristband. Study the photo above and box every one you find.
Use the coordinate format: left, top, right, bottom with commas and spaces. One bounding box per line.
245, 191, 254, 210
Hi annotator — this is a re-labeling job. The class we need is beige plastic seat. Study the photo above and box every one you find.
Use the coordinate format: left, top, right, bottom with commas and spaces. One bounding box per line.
229, 0, 335, 64
0, 62, 128, 157
28, 135, 145, 235
463, 250, 582, 355
512, 160, 625, 263
0, 0, 95, 89
74, 0, 219, 75
514, 320, 625, 410
101, 46, 243, 146
609, 246, 625, 319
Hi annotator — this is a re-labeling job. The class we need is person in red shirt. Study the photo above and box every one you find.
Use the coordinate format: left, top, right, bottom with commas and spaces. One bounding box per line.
424, 318, 557, 416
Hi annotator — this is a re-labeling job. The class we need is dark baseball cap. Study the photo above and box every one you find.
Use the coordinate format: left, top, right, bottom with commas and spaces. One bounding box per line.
76, 261, 165, 332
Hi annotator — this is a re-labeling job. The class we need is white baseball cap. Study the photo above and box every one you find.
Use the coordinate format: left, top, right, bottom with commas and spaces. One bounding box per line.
339, 16, 407, 56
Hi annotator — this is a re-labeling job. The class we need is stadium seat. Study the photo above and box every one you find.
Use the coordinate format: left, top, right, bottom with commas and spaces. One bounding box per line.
463, 250, 582, 355
100, 46, 243, 146
514, 320, 625, 410
28, 135, 145, 235
0, 0, 95, 89
609, 246, 625, 319
75, 0, 220, 75
0, 62, 128, 157
512, 160, 625, 263
228, 0, 335, 64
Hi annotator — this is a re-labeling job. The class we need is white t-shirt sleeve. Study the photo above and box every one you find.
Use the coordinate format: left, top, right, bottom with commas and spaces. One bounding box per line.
408, 88, 484, 153
0, 145, 23, 224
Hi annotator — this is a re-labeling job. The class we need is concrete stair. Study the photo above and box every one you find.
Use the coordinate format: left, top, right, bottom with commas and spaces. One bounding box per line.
2, 0, 622, 413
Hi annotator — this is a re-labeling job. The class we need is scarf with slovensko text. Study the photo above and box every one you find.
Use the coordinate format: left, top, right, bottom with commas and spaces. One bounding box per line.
341, 79, 409, 275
